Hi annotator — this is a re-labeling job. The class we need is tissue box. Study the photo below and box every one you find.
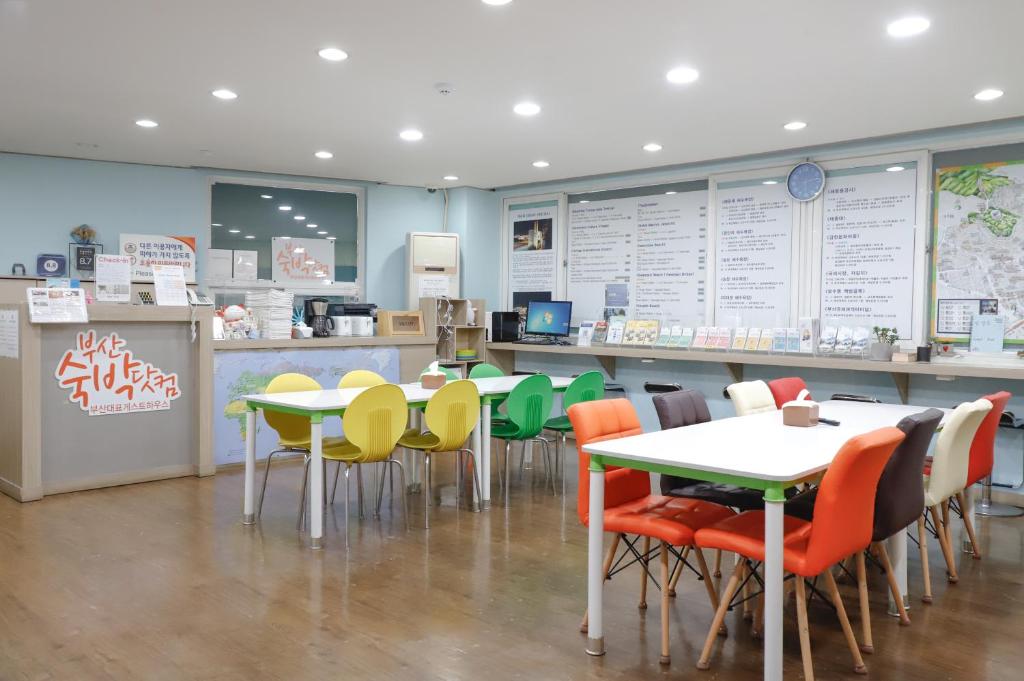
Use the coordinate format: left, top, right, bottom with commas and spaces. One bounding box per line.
421, 373, 447, 390
783, 401, 819, 427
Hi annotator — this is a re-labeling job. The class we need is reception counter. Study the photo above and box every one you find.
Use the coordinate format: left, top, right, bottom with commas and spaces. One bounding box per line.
0, 303, 215, 501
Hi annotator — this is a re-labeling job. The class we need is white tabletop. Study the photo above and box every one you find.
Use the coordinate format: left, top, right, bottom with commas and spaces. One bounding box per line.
582, 400, 950, 484
245, 374, 574, 412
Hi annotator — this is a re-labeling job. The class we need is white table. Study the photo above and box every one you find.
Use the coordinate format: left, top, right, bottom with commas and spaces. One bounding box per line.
241, 375, 572, 547
581, 400, 947, 681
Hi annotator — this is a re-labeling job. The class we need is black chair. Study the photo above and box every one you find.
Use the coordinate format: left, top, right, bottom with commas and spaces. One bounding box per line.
831, 393, 881, 404
644, 382, 682, 394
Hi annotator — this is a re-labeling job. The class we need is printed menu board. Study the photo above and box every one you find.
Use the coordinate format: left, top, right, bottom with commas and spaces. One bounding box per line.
566, 191, 707, 326
820, 167, 917, 336
714, 182, 793, 327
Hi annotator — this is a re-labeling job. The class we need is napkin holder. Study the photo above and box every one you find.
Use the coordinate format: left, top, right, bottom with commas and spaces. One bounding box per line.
782, 390, 819, 427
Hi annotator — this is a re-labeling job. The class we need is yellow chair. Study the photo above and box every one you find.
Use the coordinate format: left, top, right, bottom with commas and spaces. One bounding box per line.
338, 369, 387, 388
257, 373, 344, 522
398, 380, 481, 529
301, 384, 410, 538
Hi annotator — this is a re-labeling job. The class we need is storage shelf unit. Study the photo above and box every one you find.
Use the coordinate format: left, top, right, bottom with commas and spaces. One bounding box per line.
420, 297, 487, 376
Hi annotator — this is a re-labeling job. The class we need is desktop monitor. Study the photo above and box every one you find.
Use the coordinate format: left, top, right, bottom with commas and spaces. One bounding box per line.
525, 300, 572, 337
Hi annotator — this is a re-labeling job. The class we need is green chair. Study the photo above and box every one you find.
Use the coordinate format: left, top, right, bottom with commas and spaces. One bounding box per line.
543, 371, 605, 493
469, 362, 508, 419
491, 374, 556, 500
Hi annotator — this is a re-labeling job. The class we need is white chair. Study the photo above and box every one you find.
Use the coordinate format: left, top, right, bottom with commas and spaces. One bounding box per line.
726, 380, 777, 416
917, 398, 991, 601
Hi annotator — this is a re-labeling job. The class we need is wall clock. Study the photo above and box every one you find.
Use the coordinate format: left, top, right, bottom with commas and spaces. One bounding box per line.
786, 162, 826, 202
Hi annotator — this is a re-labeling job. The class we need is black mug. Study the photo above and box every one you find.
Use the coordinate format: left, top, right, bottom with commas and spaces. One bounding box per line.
916, 345, 931, 362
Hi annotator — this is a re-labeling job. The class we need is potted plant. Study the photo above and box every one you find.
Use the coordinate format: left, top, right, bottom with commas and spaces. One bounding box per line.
869, 326, 899, 361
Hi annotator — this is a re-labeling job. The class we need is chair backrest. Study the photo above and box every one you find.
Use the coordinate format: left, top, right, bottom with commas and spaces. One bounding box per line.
502, 374, 554, 439
423, 379, 481, 451
767, 377, 810, 409
871, 409, 943, 541
803, 427, 905, 575
967, 391, 1012, 486
563, 371, 605, 411
927, 398, 993, 504
652, 388, 711, 430
340, 384, 409, 463
469, 362, 504, 379
567, 398, 649, 526
421, 365, 461, 380
726, 380, 777, 416
263, 373, 322, 445
338, 369, 386, 389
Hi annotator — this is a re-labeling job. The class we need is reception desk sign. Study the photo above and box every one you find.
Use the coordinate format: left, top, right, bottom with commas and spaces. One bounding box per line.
55, 330, 181, 416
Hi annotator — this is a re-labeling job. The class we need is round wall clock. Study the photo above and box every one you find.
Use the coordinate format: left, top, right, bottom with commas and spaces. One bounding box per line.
786, 162, 826, 202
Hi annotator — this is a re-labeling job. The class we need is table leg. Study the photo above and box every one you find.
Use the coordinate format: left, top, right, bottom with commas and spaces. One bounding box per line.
471, 412, 482, 512
885, 527, 909, 616
763, 486, 784, 681
481, 401, 492, 509
242, 407, 256, 524
586, 461, 606, 656
309, 414, 324, 549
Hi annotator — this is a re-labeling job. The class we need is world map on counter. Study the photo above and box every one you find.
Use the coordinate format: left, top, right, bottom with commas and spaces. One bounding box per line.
213, 347, 399, 465
932, 160, 1024, 342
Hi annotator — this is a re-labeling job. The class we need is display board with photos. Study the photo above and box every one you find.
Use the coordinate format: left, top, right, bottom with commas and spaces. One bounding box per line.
507, 200, 559, 319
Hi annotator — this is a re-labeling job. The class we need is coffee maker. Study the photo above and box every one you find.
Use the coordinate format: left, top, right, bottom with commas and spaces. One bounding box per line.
304, 298, 333, 337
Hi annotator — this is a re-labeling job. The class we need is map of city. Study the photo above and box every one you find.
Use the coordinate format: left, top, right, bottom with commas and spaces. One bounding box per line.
932, 160, 1024, 342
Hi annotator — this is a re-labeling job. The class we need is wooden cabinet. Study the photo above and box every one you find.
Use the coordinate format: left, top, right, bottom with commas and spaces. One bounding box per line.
419, 297, 486, 377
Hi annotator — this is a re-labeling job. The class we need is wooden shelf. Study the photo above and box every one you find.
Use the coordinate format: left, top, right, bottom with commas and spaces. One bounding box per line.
486, 342, 1024, 403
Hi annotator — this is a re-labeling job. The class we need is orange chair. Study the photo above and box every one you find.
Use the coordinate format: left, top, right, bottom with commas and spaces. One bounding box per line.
694, 427, 905, 680
569, 398, 735, 665
767, 377, 811, 409
958, 391, 1012, 558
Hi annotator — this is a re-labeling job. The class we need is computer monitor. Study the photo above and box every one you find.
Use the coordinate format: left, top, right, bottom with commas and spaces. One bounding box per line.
525, 300, 572, 337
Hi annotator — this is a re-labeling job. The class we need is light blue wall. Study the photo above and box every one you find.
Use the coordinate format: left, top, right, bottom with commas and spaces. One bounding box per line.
447, 187, 501, 312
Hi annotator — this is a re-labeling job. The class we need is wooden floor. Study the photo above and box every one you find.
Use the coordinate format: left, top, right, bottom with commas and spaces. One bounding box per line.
2, 457, 1023, 681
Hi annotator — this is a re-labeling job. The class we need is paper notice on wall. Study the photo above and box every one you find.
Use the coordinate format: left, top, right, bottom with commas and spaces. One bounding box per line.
820, 167, 917, 336
152, 264, 188, 306
119, 234, 197, 283
416, 273, 452, 299
714, 182, 793, 328
509, 203, 557, 303
26, 288, 89, 323
95, 254, 132, 303
0, 309, 18, 359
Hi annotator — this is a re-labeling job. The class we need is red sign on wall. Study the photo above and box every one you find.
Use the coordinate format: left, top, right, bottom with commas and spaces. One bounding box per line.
54, 330, 182, 416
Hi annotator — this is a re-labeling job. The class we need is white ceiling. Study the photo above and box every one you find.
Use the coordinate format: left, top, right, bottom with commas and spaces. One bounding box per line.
1, 0, 1021, 189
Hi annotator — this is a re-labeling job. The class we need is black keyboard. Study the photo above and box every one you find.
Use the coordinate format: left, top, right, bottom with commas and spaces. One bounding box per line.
514, 336, 556, 345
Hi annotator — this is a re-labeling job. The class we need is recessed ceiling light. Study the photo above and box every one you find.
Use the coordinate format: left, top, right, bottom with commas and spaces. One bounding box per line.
665, 191, 677, 195
532, 160, 550, 168
294, 215, 306, 221
974, 88, 1004, 101
307, 224, 318, 228
642, 143, 663, 152
783, 121, 807, 131
886, 165, 906, 172
228, 229, 240, 234
443, 175, 459, 181
399, 129, 424, 141
244, 235, 255, 240
314, 150, 334, 159
762, 180, 779, 185
666, 66, 700, 85
317, 231, 328, 235
135, 119, 158, 128
318, 47, 348, 62
326, 236, 337, 240
260, 194, 273, 199
278, 205, 292, 211
513, 101, 541, 116
886, 16, 930, 38
482, 0, 513, 5
279, 236, 291, 240
211, 223, 222, 227
579, 200, 590, 204
211, 89, 237, 100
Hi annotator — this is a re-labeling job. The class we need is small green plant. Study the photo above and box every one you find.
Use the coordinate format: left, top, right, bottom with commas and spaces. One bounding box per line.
872, 326, 899, 345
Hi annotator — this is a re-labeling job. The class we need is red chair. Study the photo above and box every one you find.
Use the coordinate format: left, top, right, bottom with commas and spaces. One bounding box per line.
960, 390, 1011, 558
694, 427, 905, 680
569, 398, 735, 665
767, 376, 811, 409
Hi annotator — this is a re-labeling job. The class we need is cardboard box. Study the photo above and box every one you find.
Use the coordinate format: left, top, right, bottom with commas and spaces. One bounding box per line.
783, 401, 820, 427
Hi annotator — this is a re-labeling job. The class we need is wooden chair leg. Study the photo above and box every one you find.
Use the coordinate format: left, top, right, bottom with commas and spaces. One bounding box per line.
956, 491, 982, 559
639, 536, 652, 609
714, 549, 723, 578
668, 546, 690, 597
752, 591, 765, 640
581, 533, 621, 632
930, 504, 959, 583
917, 515, 933, 603
693, 548, 727, 636
876, 542, 911, 625
697, 562, 744, 670
822, 570, 867, 675
742, 562, 753, 621
855, 551, 873, 654
795, 576, 815, 681
660, 541, 671, 665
